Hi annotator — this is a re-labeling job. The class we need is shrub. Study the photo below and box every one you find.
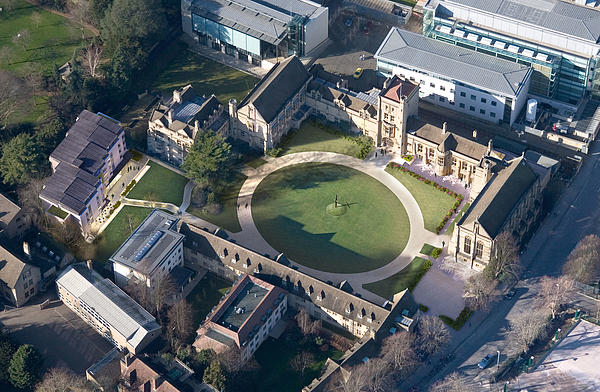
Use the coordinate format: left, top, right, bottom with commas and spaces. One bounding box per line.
419, 304, 429, 312
122, 179, 137, 196
431, 248, 442, 259
267, 148, 282, 157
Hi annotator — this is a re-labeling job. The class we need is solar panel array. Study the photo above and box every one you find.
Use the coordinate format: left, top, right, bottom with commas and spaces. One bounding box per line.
134, 230, 164, 262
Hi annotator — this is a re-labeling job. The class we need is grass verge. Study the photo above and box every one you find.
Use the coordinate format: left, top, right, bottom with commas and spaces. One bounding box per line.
94, 206, 153, 262
362, 257, 432, 299
439, 307, 474, 330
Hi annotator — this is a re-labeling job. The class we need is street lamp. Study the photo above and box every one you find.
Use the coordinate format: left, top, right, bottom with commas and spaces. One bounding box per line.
497, 350, 501, 370
553, 328, 562, 342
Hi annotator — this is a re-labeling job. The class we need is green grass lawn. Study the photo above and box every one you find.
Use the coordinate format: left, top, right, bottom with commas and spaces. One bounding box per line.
440, 307, 474, 330
188, 174, 247, 233
279, 121, 363, 157
127, 161, 188, 205
362, 257, 432, 300
253, 329, 344, 392
94, 206, 153, 262
187, 272, 232, 325
151, 48, 258, 103
386, 165, 457, 233
252, 163, 410, 273
448, 202, 471, 236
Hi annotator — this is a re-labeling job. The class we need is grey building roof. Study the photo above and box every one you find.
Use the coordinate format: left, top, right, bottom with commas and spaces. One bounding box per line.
0, 193, 21, 228
110, 210, 184, 275
375, 28, 531, 97
0, 245, 36, 288
40, 162, 101, 215
190, 0, 326, 46
461, 157, 538, 238
56, 263, 160, 350
239, 55, 311, 123
439, 0, 600, 43
216, 280, 269, 331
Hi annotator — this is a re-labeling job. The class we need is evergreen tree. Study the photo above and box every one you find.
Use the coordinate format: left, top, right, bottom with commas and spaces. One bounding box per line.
203, 360, 226, 392
0, 134, 48, 185
8, 344, 42, 390
182, 131, 233, 189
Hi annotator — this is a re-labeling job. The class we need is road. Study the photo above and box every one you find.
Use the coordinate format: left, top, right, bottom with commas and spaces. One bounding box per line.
404, 139, 600, 390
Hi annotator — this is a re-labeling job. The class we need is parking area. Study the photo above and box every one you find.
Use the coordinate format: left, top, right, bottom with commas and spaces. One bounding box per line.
0, 296, 113, 373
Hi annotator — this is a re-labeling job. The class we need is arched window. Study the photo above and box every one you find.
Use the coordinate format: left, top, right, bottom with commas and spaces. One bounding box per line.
464, 236, 471, 254
475, 241, 483, 258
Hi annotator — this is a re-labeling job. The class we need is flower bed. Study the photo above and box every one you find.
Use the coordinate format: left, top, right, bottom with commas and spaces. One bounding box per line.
388, 162, 464, 234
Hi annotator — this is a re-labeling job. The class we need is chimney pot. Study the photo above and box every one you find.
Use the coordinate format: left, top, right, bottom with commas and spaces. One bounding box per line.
86, 259, 93, 271
442, 122, 447, 134
23, 242, 30, 258
472, 130, 478, 138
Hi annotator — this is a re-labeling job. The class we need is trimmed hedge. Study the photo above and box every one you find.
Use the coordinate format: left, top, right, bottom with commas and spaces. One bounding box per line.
439, 307, 473, 330
121, 179, 137, 197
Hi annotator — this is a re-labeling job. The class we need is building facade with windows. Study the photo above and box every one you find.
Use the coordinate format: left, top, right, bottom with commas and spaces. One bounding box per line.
148, 85, 229, 167
193, 274, 287, 364
56, 263, 161, 354
40, 111, 127, 234
375, 28, 532, 126
423, 0, 600, 105
0, 245, 41, 307
110, 210, 184, 289
182, 0, 327, 67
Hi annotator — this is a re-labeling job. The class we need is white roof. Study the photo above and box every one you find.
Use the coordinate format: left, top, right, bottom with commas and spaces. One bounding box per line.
494, 40, 507, 49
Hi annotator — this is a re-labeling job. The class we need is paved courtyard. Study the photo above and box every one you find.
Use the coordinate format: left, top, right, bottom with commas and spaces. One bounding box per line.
0, 298, 113, 373
514, 320, 600, 391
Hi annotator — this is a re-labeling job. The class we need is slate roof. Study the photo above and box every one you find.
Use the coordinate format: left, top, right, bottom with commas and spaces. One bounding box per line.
307, 78, 378, 117
440, 0, 600, 43
239, 56, 311, 123
0, 193, 21, 227
56, 263, 160, 351
461, 157, 538, 238
375, 28, 531, 97
0, 245, 33, 288
407, 117, 489, 160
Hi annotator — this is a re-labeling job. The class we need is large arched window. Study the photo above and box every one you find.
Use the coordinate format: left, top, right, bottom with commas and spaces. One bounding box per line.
464, 236, 472, 254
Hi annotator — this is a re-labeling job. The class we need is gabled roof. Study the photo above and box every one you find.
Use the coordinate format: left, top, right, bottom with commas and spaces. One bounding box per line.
0, 193, 21, 227
440, 0, 600, 44
239, 56, 311, 123
461, 157, 538, 238
375, 28, 531, 97
0, 245, 35, 288
121, 357, 181, 392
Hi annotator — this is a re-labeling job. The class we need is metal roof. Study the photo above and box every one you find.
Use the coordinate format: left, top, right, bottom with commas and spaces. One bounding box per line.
375, 28, 531, 97
56, 264, 160, 350
440, 0, 600, 43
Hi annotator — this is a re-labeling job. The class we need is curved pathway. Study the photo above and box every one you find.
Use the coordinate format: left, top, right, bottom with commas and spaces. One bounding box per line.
232, 151, 443, 303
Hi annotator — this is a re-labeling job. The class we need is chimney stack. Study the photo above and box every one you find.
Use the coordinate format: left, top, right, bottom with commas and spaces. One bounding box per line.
472, 130, 478, 139
487, 139, 493, 154
194, 120, 199, 134
167, 109, 174, 124
86, 259, 93, 271
442, 122, 447, 134
152, 375, 163, 390
23, 242, 30, 259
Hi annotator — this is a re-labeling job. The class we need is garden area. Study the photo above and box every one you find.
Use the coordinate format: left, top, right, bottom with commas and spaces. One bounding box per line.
188, 173, 247, 233
187, 273, 232, 325
386, 163, 463, 233
276, 120, 373, 159
93, 206, 153, 263
362, 256, 432, 300
252, 163, 409, 273
127, 161, 188, 205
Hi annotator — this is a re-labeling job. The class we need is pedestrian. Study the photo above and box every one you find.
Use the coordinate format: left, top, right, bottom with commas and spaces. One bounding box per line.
375, 152, 378, 158
442, 241, 445, 248
245, 203, 248, 208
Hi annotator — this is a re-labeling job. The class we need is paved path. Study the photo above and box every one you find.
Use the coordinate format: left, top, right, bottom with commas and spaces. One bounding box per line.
231, 151, 449, 305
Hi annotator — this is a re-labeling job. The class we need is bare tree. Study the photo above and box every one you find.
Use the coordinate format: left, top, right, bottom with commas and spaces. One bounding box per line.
68, 0, 91, 39
125, 279, 152, 311
12, 29, 31, 50
380, 332, 417, 376
18, 178, 49, 229
167, 299, 194, 349
22, 64, 43, 106
296, 307, 320, 336
464, 273, 499, 311
363, 358, 392, 392
0, 71, 23, 128
429, 371, 475, 392
30, 12, 42, 29
563, 234, 600, 285
217, 347, 242, 374
417, 316, 450, 357
506, 310, 549, 354
152, 274, 177, 318
35, 367, 95, 392
82, 43, 102, 77
290, 352, 314, 376
334, 364, 369, 392
484, 231, 522, 282
538, 275, 575, 319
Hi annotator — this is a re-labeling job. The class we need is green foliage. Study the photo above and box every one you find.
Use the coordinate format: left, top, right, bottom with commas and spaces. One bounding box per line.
266, 148, 282, 157
121, 180, 136, 196
182, 131, 233, 188
418, 304, 429, 313
204, 360, 227, 392
363, 257, 432, 299
0, 133, 48, 185
8, 344, 42, 390
0, 335, 16, 384
431, 248, 442, 259
439, 307, 474, 330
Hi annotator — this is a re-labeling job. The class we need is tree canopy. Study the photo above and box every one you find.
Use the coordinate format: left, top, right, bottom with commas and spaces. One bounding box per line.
8, 344, 42, 390
0, 133, 48, 185
563, 234, 600, 285
182, 131, 233, 188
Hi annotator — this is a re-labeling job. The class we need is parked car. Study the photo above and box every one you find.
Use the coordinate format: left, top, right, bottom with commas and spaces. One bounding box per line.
345, 18, 353, 27
504, 289, 516, 300
478, 354, 493, 369
353, 67, 363, 79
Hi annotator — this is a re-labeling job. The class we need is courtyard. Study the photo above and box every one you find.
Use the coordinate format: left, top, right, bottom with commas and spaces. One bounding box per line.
278, 120, 365, 158
251, 162, 410, 273
187, 272, 232, 326
126, 161, 188, 205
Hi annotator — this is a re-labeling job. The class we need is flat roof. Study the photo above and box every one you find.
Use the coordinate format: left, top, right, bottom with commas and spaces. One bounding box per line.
217, 281, 268, 331
110, 210, 184, 274
375, 28, 531, 97
439, 0, 600, 43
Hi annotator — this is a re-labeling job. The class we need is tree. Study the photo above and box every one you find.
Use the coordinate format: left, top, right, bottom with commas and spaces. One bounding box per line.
506, 310, 548, 354
538, 275, 575, 319
290, 352, 314, 377
81, 42, 102, 77
416, 316, 450, 357
295, 307, 320, 336
484, 231, 521, 282
203, 360, 226, 392
167, 299, 194, 349
0, 335, 16, 384
182, 130, 233, 189
8, 344, 42, 390
19, 179, 50, 229
35, 367, 95, 392
0, 134, 48, 185
563, 234, 600, 285
362, 358, 392, 392
334, 364, 369, 392
463, 273, 498, 311
430, 372, 475, 392
153, 274, 177, 318
0, 0, 17, 11
68, 0, 91, 39
0, 71, 22, 128
23, 63, 44, 106
380, 332, 417, 377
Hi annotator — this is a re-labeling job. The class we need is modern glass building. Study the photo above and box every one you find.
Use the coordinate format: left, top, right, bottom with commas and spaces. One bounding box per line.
423, 0, 600, 105
181, 0, 328, 65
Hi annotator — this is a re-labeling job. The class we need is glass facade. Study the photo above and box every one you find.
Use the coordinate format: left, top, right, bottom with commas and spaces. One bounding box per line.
192, 14, 261, 57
